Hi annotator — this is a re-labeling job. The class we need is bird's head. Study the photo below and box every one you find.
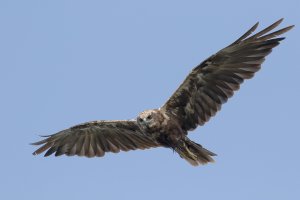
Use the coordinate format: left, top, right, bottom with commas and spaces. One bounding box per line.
137, 109, 164, 133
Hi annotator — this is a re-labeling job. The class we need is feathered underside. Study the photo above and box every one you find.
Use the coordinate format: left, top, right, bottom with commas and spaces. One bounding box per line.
32, 120, 160, 157
161, 18, 294, 132
31, 19, 293, 166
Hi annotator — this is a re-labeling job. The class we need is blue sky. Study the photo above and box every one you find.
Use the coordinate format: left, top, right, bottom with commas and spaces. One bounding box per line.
1, 0, 299, 199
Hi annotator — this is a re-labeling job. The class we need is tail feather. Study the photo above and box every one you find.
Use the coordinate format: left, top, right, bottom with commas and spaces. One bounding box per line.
175, 139, 216, 166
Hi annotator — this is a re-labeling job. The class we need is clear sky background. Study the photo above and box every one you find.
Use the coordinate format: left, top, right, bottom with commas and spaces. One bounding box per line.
0, 0, 299, 199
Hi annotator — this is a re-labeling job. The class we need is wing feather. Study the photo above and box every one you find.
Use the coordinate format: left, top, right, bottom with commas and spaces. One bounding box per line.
32, 120, 160, 157
161, 19, 294, 131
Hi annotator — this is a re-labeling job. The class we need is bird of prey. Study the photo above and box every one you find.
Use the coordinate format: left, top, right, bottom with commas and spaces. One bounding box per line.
32, 19, 293, 166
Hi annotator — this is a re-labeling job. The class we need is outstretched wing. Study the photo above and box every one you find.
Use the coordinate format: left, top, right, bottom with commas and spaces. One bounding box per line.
32, 120, 160, 157
161, 19, 294, 132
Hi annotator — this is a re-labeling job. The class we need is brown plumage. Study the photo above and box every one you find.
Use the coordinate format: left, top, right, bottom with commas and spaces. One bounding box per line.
32, 19, 294, 166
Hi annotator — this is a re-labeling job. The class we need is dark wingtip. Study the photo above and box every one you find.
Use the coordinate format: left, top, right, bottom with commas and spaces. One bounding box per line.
30, 140, 47, 146
30, 141, 40, 145
229, 21, 259, 46
271, 18, 284, 28
277, 18, 284, 24
285, 25, 295, 31
211, 152, 218, 156
39, 134, 52, 137
30, 134, 51, 145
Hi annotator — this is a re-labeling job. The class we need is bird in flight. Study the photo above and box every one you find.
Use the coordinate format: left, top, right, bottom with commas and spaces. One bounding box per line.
32, 19, 293, 166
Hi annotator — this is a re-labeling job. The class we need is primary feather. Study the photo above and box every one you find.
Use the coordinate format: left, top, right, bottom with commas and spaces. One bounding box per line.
161, 18, 294, 132
32, 120, 160, 157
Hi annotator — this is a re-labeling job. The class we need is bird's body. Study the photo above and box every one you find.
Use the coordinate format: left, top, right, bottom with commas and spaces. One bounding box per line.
137, 109, 182, 144
32, 19, 294, 166
136, 109, 215, 165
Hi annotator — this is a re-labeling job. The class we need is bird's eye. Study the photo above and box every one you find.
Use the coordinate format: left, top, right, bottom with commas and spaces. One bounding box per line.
147, 115, 152, 120
138, 118, 143, 122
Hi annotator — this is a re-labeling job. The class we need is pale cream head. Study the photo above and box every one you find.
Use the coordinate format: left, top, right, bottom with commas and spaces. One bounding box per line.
137, 109, 164, 133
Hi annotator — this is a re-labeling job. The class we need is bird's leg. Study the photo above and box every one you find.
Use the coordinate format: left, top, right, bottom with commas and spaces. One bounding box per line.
175, 140, 198, 160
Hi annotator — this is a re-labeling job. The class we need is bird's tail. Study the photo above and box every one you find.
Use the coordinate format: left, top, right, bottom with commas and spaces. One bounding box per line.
174, 138, 216, 166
